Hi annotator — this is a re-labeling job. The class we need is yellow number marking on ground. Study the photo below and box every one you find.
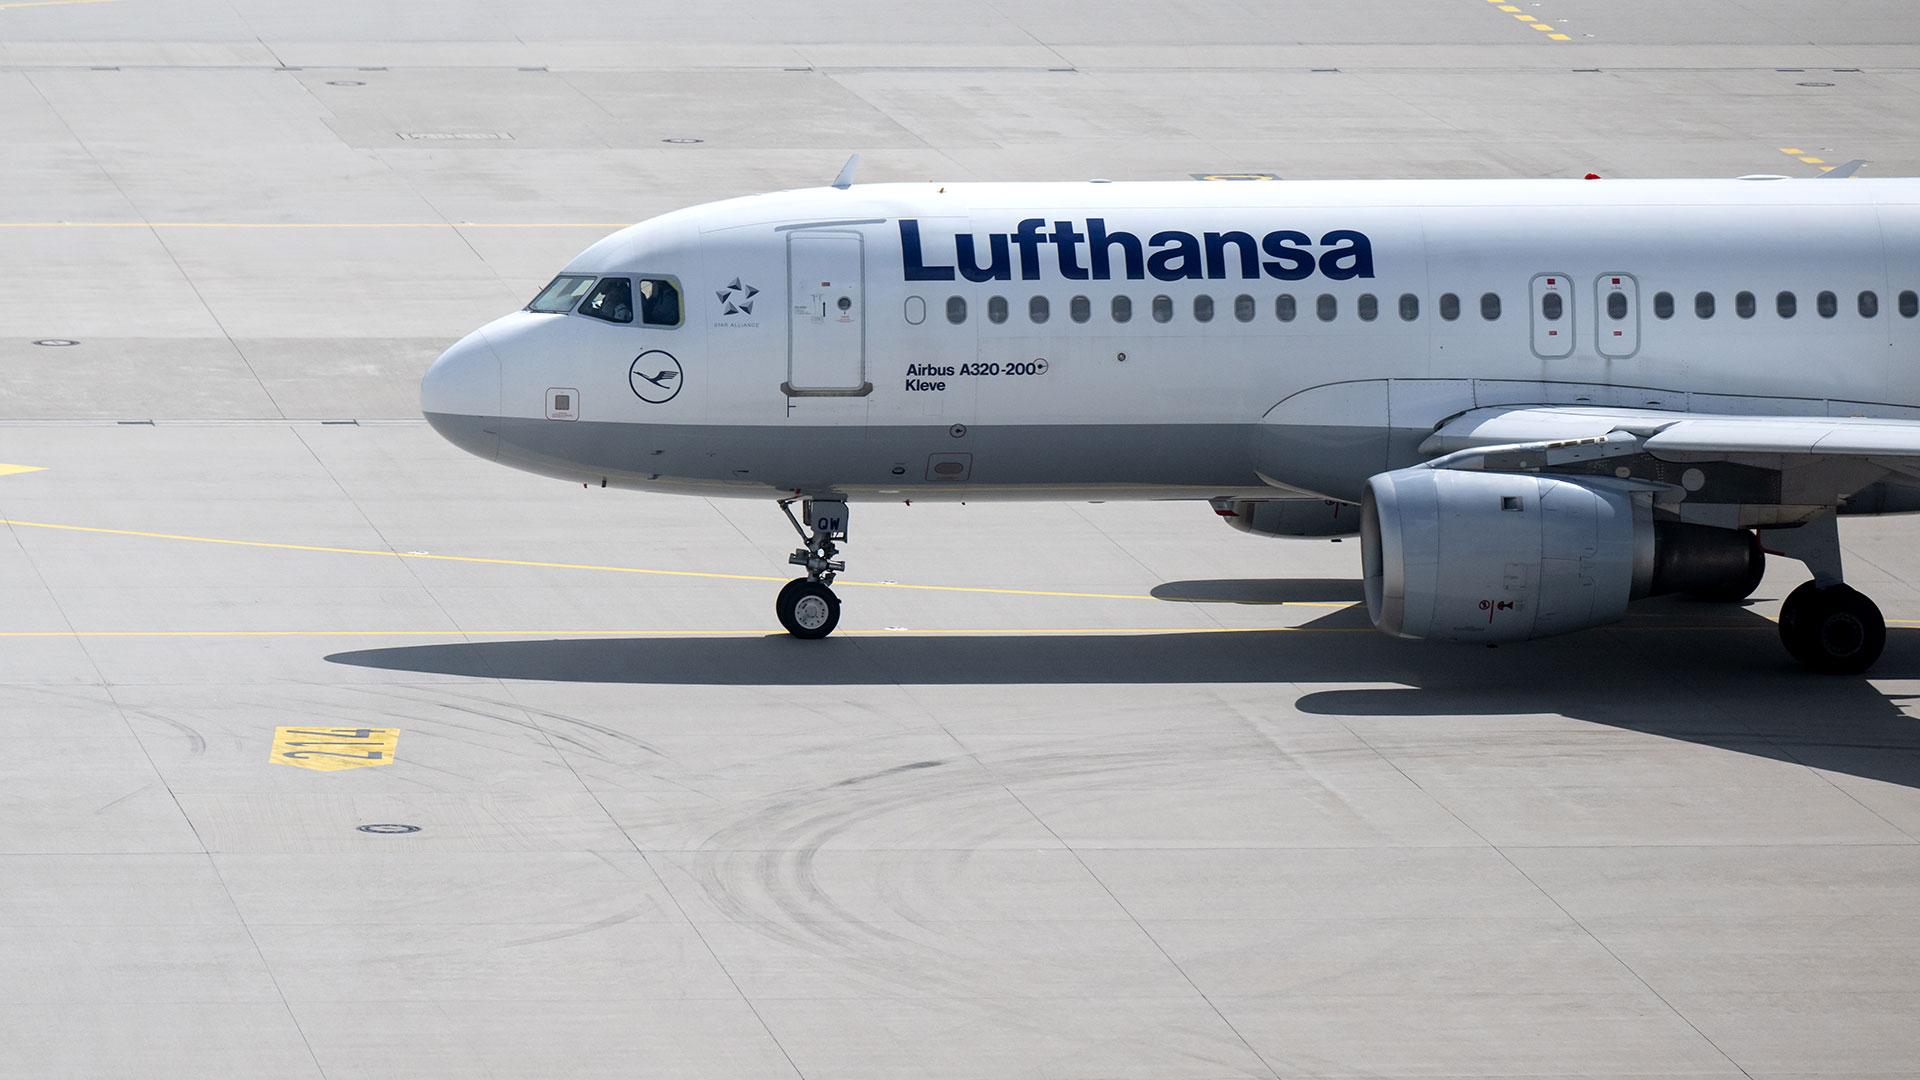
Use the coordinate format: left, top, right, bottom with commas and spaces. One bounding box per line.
271, 726, 399, 772
0, 464, 44, 477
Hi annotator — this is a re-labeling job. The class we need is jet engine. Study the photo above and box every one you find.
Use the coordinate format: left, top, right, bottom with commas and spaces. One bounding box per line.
1214, 498, 1359, 538
1360, 467, 1759, 642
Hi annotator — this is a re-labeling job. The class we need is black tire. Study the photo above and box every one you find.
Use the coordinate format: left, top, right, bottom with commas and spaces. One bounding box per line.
1779, 581, 1885, 675
1687, 531, 1766, 603
775, 578, 840, 639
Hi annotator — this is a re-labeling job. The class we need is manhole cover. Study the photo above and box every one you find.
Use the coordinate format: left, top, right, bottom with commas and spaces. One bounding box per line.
356, 823, 421, 835
327, 80, 365, 87
661, 137, 704, 144
32, 339, 78, 347
1797, 81, 1835, 87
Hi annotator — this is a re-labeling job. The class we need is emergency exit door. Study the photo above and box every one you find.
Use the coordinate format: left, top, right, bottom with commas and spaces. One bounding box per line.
1529, 273, 1574, 359
785, 231, 870, 396
1595, 273, 1639, 358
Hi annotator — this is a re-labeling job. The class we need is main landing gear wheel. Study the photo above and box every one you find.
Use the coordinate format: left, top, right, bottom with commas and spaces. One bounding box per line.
776, 578, 841, 639
1778, 581, 1885, 675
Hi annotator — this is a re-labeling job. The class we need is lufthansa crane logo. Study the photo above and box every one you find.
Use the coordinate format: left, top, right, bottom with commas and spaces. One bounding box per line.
628, 349, 683, 404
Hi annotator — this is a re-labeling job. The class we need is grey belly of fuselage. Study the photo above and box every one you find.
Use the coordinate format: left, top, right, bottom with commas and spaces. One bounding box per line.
424, 410, 1920, 513
424, 411, 1393, 502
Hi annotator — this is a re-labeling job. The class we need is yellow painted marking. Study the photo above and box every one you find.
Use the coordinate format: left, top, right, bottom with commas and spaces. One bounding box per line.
0, 463, 44, 477
1530, 22, 1554, 30
1799, 156, 1826, 165
1780, 147, 1804, 155
271, 726, 398, 771
0, 0, 118, 9
0, 222, 629, 230
1819, 165, 1836, 173
1514, 13, 1537, 19
0, 517, 1366, 606
1548, 32, 1571, 40
1497, 5, 1520, 10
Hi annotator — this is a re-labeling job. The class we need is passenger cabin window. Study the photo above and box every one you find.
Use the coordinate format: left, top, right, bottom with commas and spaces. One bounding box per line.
1357, 293, 1378, 322
1029, 295, 1050, 324
1817, 290, 1838, 318
1194, 295, 1214, 323
1439, 292, 1460, 321
580, 277, 634, 324
1399, 293, 1419, 321
1777, 291, 1797, 318
988, 296, 1008, 324
637, 278, 681, 327
1903, 290, 1920, 318
1112, 295, 1133, 323
946, 296, 967, 324
528, 274, 596, 314
1070, 295, 1091, 323
1541, 292, 1564, 321
1276, 294, 1297, 322
1234, 294, 1256, 322
1480, 292, 1501, 320
1152, 295, 1173, 323
1696, 291, 1715, 318
1317, 294, 1337, 322
1735, 291, 1756, 319
1654, 291, 1675, 319
1860, 291, 1880, 318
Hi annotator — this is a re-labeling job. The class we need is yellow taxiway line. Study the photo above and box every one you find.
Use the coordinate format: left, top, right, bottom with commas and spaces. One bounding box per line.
0, 516, 1352, 606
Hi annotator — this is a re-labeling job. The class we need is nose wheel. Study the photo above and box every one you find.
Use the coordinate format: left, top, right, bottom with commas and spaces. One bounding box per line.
776, 579, 841, 639
777, 496, 849, 639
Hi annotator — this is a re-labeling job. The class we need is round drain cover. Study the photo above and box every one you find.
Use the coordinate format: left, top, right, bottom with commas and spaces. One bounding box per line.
33, 339, 78, 347
356, 823, 421, 835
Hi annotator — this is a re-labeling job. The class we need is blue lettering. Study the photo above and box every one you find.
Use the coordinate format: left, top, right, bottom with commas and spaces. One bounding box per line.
1260, 230, 1315, 281
1318, 229, 1375, 281
898, 219, 1375, 284
1147, 230, 1203, 281
899, 220, 954, 282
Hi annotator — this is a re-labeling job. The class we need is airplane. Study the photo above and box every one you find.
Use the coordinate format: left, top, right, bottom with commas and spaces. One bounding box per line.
421, 166, 1920, 674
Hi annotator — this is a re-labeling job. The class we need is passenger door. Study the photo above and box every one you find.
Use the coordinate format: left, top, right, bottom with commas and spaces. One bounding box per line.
785, 231, 871, 395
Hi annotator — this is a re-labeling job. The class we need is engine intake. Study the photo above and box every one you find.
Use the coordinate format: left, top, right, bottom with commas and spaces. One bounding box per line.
1361, 467, 1756, 643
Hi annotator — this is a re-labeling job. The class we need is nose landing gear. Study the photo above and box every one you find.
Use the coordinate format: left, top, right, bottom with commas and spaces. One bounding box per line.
777, 497, 848, 639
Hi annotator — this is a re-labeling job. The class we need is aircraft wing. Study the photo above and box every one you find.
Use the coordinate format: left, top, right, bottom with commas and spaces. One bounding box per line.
1421, 405, 1920, 459
1411, 404, 1920, 527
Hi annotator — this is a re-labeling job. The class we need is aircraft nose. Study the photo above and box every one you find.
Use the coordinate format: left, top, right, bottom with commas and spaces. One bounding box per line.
422, 328, 504, 461
421, 328, 503, 420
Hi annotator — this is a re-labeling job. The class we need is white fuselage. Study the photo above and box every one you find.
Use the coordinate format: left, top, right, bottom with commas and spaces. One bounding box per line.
421, 178, 1920, 504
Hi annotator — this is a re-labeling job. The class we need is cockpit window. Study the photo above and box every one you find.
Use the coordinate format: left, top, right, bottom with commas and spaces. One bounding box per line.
579, 277, 634, 324
527, 274, 596, 314
637, 277, 681, 327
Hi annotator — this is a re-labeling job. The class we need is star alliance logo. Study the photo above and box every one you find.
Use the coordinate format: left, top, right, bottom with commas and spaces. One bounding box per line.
715, 277, 759, 316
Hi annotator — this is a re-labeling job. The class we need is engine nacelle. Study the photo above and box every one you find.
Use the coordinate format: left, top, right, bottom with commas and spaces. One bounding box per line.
1214, 498, 1359, 538
1361, 468, 1758, 643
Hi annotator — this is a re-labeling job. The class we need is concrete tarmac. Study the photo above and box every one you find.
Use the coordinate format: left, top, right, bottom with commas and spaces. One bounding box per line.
4, 1, 1920, 1077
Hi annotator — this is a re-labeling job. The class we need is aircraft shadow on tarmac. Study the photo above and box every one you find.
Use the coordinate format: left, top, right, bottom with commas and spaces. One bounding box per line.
327, 589, 1920, 790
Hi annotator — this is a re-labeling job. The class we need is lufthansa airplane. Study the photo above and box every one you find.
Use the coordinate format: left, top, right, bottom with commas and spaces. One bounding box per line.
422, 167, 1920, 674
